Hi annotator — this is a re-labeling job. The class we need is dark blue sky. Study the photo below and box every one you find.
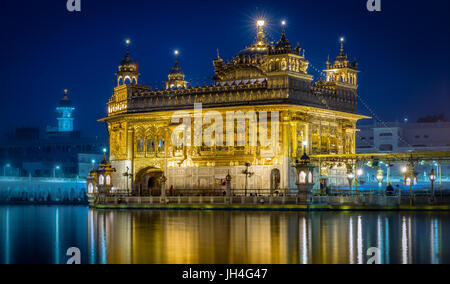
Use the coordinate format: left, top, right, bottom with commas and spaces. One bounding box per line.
1, 0, 449, 137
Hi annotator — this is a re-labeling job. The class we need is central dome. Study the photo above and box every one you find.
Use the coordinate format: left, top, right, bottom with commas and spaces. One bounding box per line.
236, 46, 269, 58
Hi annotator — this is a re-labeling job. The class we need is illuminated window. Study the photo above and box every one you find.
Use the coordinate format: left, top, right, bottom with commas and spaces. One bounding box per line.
106, 175, 111, 185
137, 139, 145, 153
299, 172, 307, 184
158, 139, 165, 154
99, 175, 105, 185
88, 183, 94, 194
147, 139, 155, 154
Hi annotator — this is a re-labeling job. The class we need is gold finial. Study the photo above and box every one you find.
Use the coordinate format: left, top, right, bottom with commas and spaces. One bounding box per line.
125, 39, 131, 56
174, 50, 179, 63
64, 89, 68, 95
256, 19, 266, 45
340, 37, 345, 55
217, 48, 220, 59
281, 20, 286, 35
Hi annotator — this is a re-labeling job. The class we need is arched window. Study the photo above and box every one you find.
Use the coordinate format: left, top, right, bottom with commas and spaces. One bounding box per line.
299, 172, 307, 184
106, 175, 111, 185
88, 183, 94, 194
147, 139, 155, 154
158, 139, 165, 154
137, 139, 145, 153
281, 60, 287, 71
308, 172, 313, 184
99, 175, 105, 185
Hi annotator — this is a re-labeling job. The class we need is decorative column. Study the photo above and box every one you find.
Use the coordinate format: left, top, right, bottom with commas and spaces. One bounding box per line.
127, 126, 134, 194
281, 112, 290, 191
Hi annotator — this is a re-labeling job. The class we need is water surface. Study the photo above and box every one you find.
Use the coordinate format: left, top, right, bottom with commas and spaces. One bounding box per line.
0, 206, 449, 264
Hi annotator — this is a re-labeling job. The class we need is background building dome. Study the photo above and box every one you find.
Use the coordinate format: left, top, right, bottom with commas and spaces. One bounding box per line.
59, 90, 73, 107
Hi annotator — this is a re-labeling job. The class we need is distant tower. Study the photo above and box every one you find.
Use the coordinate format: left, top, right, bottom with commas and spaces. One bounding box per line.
116, 39, 139, 86
56, 89, 75, 132
166, 50, 187, 90
324, 38, 359, 86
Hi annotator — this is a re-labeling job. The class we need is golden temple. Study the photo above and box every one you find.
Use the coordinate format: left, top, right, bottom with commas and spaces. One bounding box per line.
100, 20, 368, 196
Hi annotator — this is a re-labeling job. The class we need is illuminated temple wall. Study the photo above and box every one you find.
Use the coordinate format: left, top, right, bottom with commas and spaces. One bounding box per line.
106, 105, 361, 192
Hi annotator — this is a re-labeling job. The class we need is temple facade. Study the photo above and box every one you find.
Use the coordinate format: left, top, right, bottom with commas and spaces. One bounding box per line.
101, 21, 367, 196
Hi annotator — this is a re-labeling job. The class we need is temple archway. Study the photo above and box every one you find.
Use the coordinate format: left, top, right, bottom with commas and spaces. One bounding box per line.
135, 167, 164, 196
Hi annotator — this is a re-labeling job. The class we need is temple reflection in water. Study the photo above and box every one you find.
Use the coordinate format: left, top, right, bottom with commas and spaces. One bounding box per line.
86, 209, 449, 264
0, 206, 448, 264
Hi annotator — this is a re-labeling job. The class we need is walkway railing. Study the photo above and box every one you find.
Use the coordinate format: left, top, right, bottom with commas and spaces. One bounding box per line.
95, 189, 450, 207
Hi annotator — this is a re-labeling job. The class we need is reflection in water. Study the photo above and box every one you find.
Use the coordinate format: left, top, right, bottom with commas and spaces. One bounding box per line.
5, 208, 10, 264
0, 206, 449, 264
55, 208, 59, 264
86, 210, 450, 264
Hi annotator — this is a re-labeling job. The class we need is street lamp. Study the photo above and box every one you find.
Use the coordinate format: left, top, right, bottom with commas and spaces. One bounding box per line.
347, 172, 355, 192
53, 166, 61, 178
429, 168, 436, 199
123, 166, 133, 196
355, 168, 363, 194
242, 162, 254, 197
3, 164, 11, 176
376, 168, 384, 188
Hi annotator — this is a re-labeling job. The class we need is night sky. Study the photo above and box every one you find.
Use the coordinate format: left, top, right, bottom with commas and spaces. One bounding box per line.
1, 0, 449, 138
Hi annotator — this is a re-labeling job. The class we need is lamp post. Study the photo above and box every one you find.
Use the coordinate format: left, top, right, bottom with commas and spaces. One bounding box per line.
53, 166, 61, 178
242, 162, 254, 197
376, 168, 384, 189
123, 167, 132, 196
3, 164, 11, 176
293, 151, 315, 202
429, 168, 436, 200
403, 162, 415, 205
347, 173, 355, 193
401, 166, 408, 198
356, 168, 363, 195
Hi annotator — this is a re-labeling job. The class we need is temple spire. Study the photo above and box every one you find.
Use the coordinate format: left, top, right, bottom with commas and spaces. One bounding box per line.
174, 50, 179, 65
125, 39, 131, 57
281, 20, 286, 36
340, 37, 345, 56
256, 19, 266, 45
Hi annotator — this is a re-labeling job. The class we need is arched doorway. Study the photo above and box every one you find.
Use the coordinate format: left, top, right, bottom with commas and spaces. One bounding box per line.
135, 167, 164, 196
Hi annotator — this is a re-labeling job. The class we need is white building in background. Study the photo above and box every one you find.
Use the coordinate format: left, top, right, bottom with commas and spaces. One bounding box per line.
356, 122, 450, 153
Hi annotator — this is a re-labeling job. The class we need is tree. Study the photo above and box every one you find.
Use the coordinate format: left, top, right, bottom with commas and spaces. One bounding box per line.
417, 113, 449, 123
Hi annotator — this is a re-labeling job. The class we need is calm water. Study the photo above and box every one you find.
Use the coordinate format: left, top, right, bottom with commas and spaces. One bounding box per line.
0, 206, 449, 264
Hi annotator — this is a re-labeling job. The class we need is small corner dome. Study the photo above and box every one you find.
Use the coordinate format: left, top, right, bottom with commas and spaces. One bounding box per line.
169, 61, 184, 76
59, 92, 73, 107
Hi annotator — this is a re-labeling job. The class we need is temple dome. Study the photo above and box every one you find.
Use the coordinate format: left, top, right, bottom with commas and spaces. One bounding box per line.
236, 47, 268, 58
169, 60, 185, 76
120, 55, 135, 67
59, 90, 73, 107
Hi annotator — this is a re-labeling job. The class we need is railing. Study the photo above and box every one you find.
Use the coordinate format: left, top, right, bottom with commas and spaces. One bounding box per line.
101, 195, 308, 206
109, 189, 293, 198
96, 188, 450, 207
